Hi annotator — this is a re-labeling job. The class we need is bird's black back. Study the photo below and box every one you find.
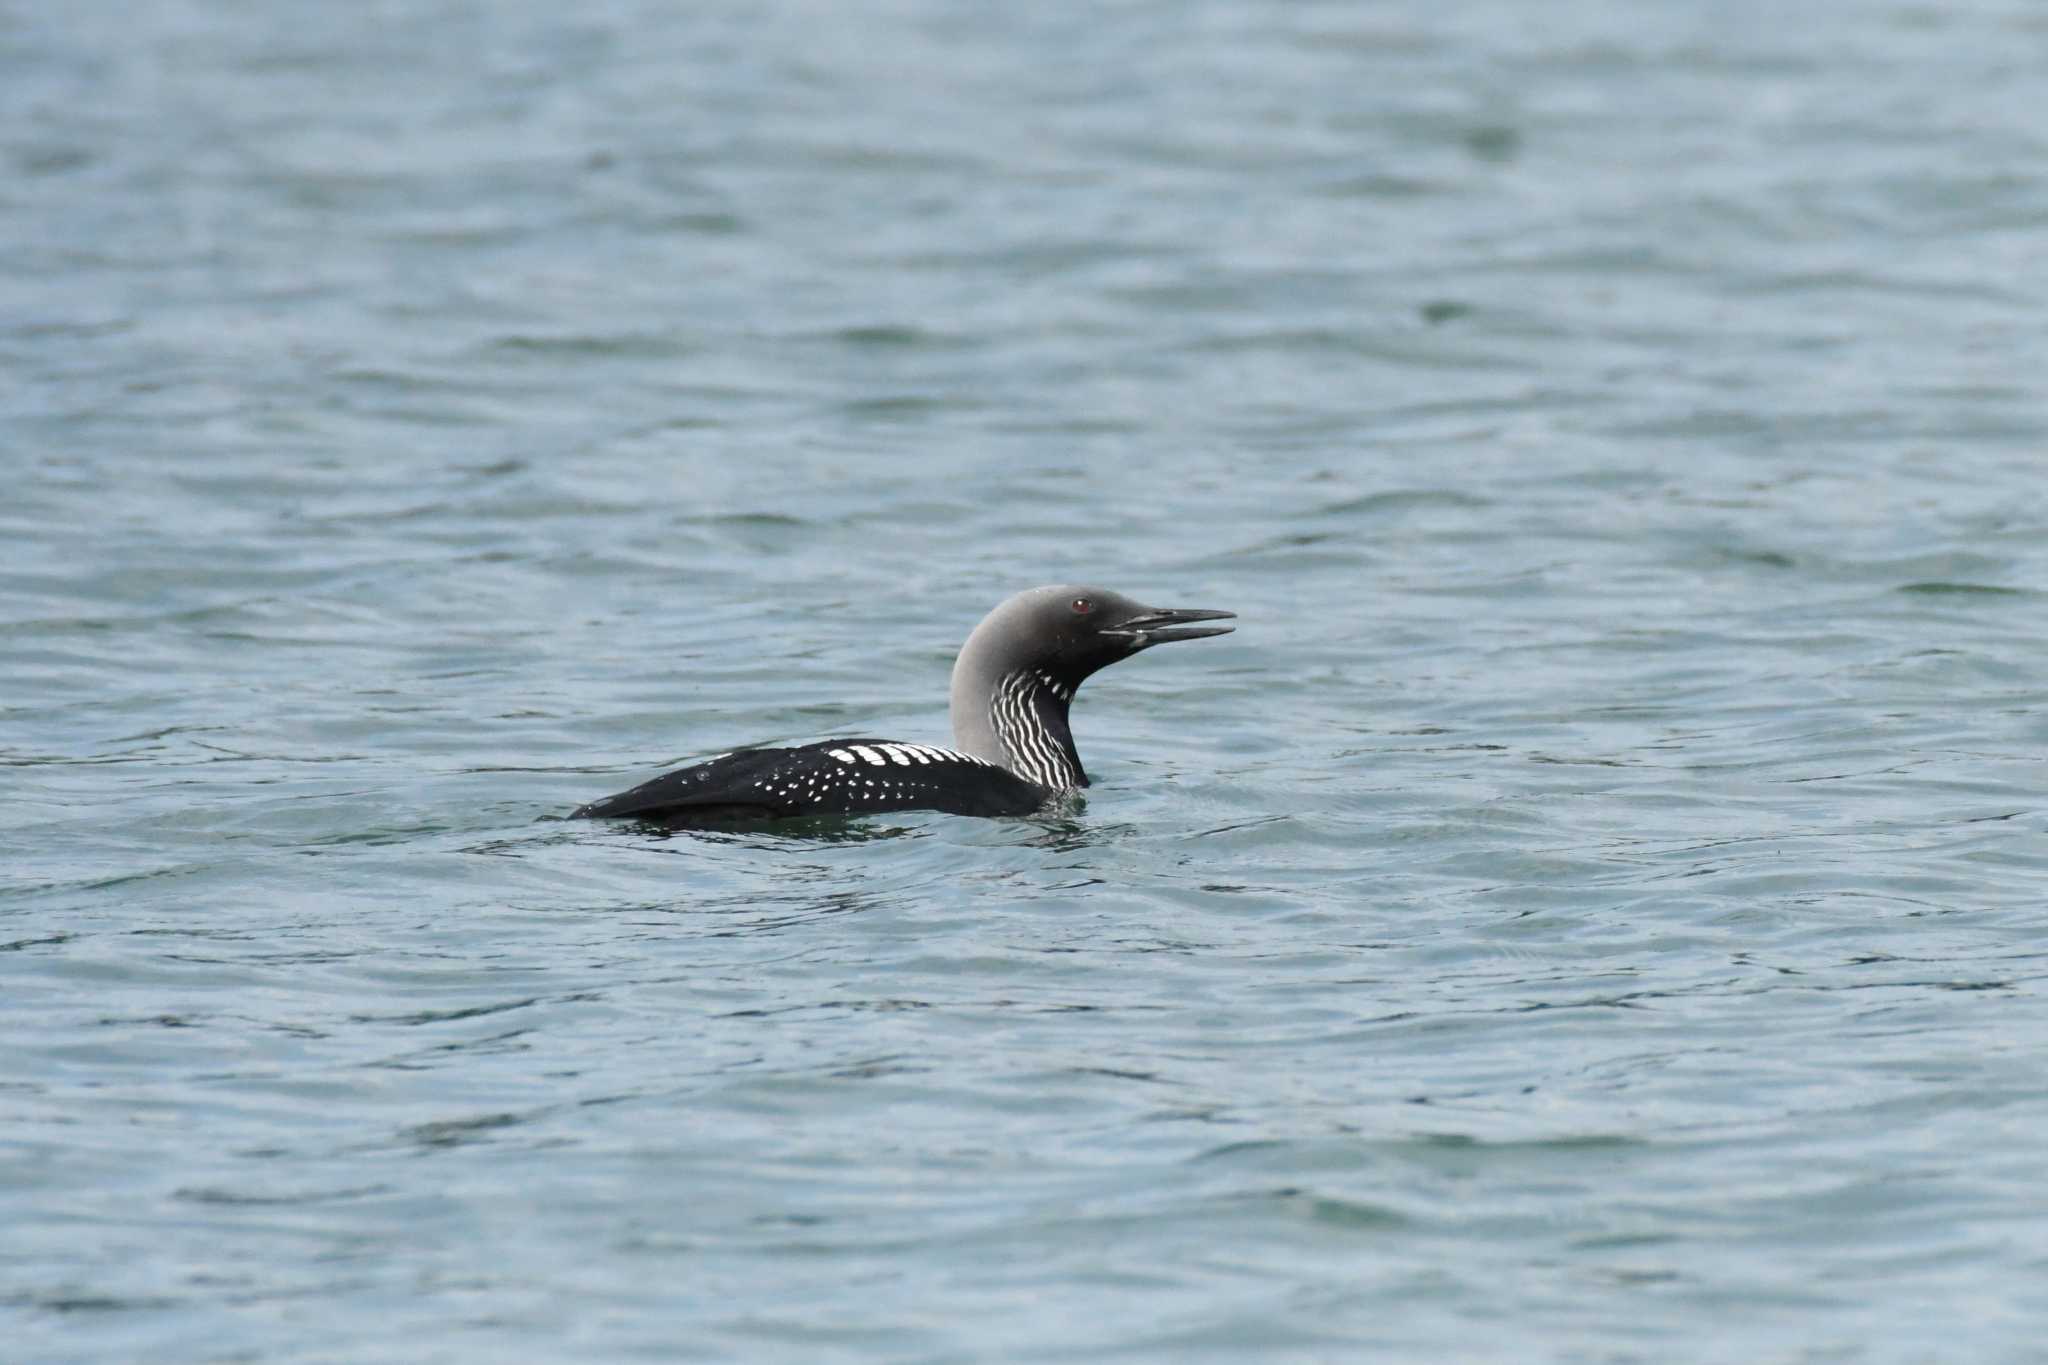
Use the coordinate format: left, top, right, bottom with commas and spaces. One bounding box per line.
571, 739, 1051, 825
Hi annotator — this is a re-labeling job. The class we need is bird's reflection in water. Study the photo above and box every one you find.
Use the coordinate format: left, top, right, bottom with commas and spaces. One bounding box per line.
626, 815, 935, 849
574, 801, 1145, 936
605, 796, 1114, 852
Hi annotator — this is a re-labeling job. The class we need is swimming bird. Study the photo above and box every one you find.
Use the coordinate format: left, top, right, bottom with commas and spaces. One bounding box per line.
571, 585, 1235, 825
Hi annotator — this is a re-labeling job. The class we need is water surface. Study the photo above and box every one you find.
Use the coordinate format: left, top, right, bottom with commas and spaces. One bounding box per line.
6, 1, 2048, 1360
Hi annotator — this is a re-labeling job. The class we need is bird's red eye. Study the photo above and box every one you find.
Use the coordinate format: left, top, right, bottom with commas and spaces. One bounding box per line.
1071, 598, 1093, 614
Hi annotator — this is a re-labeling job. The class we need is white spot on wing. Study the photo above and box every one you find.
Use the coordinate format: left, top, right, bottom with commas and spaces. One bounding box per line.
828, 749, 856, 764
851, 745, 887, 766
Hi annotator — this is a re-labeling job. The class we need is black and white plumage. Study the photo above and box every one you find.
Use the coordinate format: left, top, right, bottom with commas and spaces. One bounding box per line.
571, 585, 1235, 825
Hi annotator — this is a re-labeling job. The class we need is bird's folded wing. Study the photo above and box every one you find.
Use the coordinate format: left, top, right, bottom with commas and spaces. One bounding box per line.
572, 739, 1049, 823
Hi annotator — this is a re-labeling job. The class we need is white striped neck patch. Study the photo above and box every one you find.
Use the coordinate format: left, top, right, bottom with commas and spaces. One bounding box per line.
989, 669, 1085, 791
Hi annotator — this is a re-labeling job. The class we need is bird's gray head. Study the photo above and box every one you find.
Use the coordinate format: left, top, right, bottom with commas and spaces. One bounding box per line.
948, 585, 1235, 783
970, 584, 1235, 686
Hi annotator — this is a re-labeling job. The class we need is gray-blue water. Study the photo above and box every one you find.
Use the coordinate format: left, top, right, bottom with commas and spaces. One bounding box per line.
7, 2, 2048, 1359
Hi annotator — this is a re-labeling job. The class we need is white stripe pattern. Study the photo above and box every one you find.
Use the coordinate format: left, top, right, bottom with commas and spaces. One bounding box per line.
825, 742, 994, 769
990, 670, 1083, 790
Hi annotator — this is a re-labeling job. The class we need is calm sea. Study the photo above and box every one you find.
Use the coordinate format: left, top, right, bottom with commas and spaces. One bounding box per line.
6, 1, 2047, 1360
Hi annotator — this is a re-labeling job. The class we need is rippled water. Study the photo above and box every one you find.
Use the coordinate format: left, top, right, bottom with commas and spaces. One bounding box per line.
8, 1, 2048, 1359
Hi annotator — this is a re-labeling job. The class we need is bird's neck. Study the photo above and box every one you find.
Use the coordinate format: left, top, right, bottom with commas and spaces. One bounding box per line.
986, 668, 1087, 791
950, 645, 1088, 790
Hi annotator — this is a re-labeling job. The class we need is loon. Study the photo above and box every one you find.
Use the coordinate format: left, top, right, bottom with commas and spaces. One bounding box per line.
571, 584, 1234, 825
